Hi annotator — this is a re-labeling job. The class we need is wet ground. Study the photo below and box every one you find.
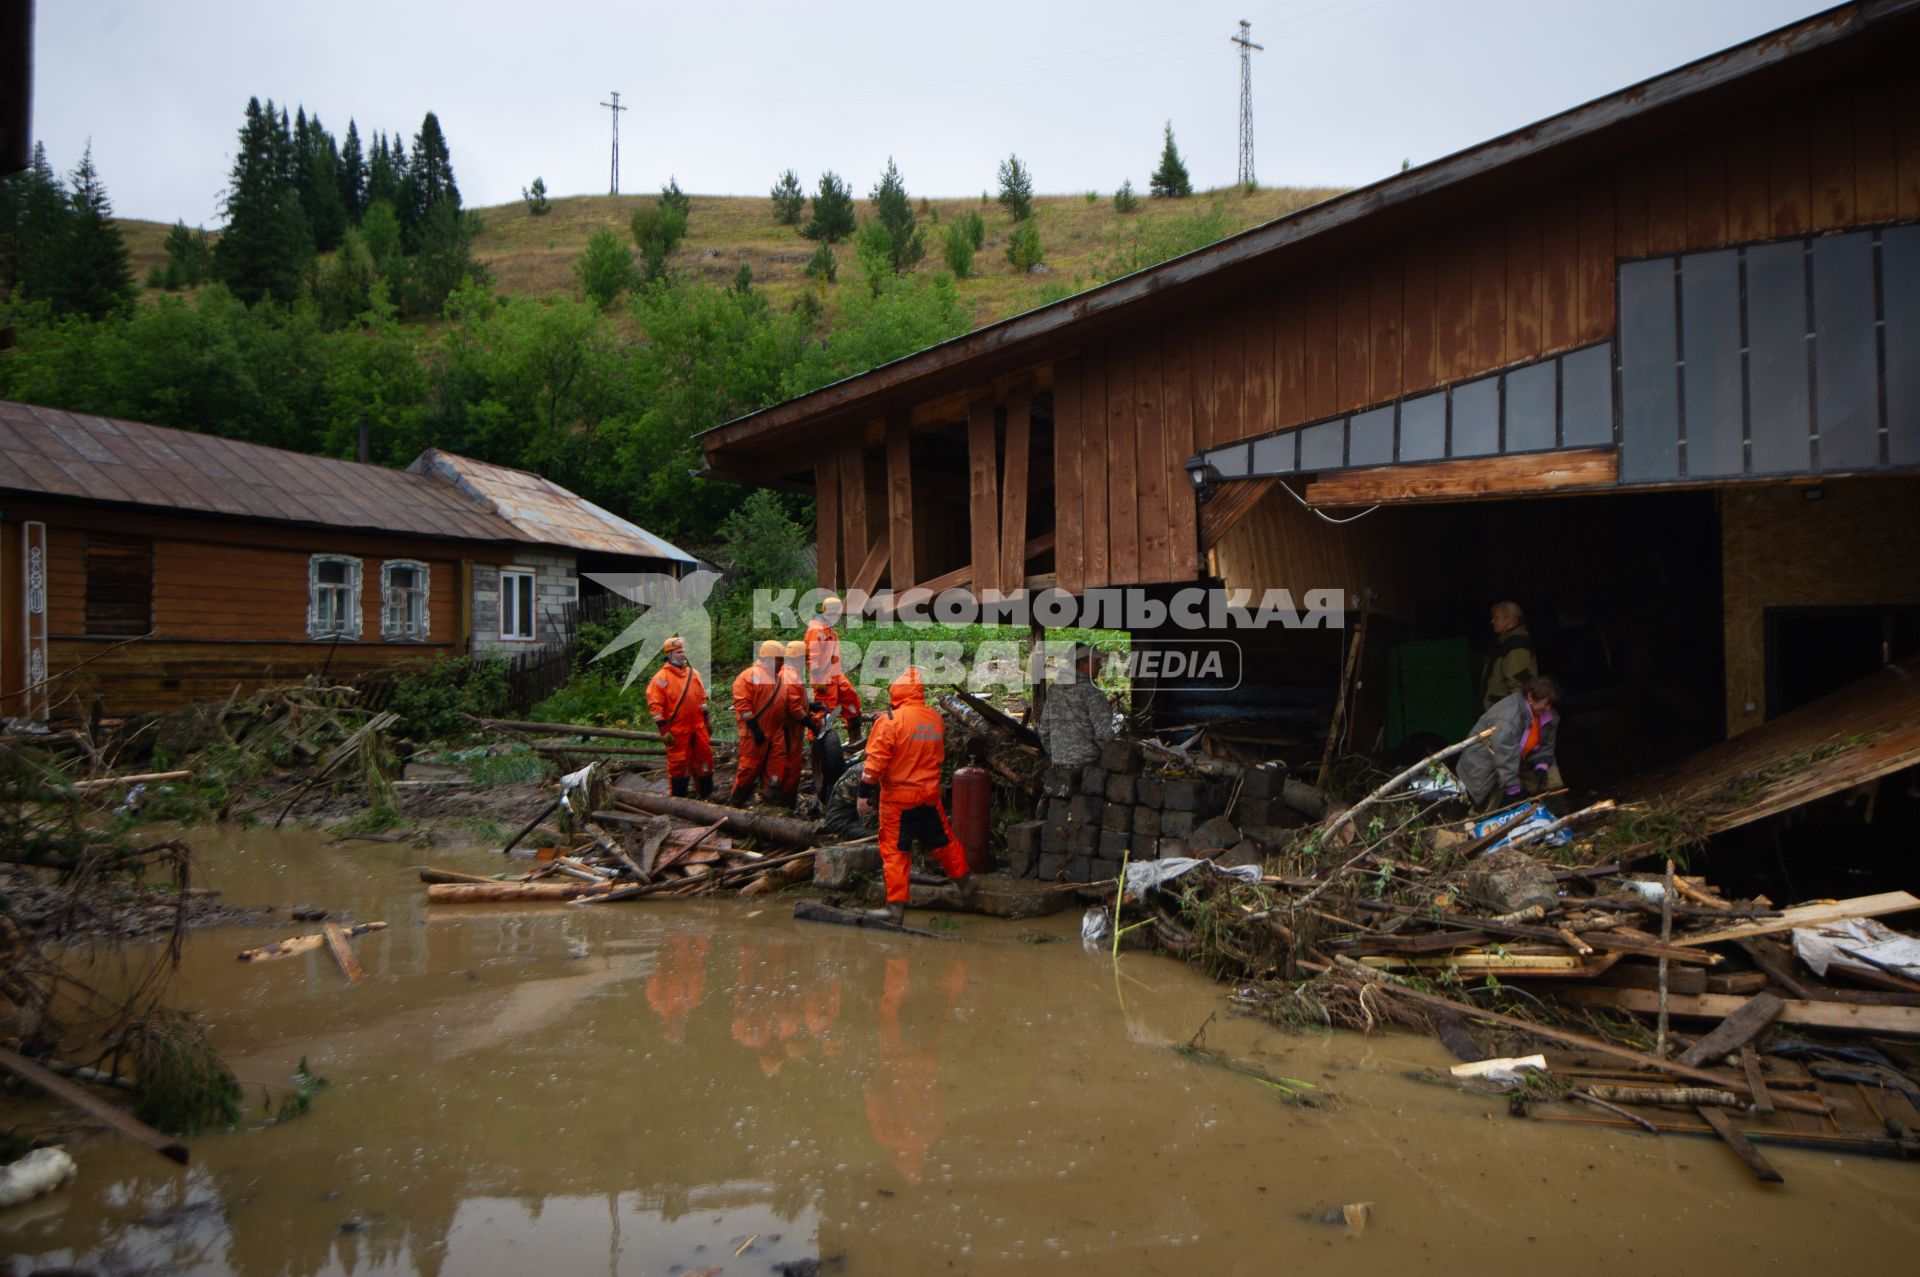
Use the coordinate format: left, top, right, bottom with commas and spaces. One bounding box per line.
7, 829, 1920, 1275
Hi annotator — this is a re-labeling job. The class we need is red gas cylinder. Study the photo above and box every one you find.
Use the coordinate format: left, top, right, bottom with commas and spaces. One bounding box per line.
949, 763, 994, 872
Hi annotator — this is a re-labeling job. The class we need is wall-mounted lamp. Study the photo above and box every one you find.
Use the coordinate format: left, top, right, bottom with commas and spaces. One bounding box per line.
1184, 456, 1222, 505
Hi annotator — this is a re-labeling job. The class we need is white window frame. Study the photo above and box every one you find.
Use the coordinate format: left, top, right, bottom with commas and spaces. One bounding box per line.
499, 567, 537, 641
380, 559, 431, 642
307, 554, 363, 640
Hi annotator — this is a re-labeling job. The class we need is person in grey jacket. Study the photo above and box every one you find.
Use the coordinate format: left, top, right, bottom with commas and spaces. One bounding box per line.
1455, 675, 1562, 810
1036, 644, 1116, 767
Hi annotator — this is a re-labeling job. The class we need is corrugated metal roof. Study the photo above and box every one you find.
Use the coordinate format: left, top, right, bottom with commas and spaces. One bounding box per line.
0, 401, 526, 543
408, 450, 697, 563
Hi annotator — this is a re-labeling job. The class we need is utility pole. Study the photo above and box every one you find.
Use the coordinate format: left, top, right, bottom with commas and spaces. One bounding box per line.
600, 91, 628, 195
1231, 20, 1263, 189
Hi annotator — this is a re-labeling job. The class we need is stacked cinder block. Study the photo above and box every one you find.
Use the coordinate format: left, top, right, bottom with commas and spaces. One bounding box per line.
1006, 739, 1226, 883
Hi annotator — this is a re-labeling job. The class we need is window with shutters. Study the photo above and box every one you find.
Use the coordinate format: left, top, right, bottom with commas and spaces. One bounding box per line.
84, 533, 152, 636
500, 568, 536, 640
381, 560, 430, 642
308, 555, 362, 640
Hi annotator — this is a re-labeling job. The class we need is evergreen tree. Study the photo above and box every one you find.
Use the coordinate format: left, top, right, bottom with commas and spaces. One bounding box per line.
522, 176, 550, 215
800, 171, 855, 244
659, 177, 689, 220
58, 145, 135, 318
0, 143, 70, 302
869, 158, 925, 274
365, 132, 399, 211
161, 221, 214, 288
339, 120, 366, 221
996, 154, 1034, 222
770, 169, 805, 225
411, 112, 459, 212
214, 96, 314, 305
1150, 122, 1193, 198
299, 113, 348, 252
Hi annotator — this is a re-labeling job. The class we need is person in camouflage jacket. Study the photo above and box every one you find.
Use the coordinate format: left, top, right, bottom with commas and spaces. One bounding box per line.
1036, 645, 1116, 767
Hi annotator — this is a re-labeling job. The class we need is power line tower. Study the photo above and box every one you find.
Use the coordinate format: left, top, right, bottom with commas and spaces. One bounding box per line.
600, 91, 628, 195
1231, 20, 1263, 188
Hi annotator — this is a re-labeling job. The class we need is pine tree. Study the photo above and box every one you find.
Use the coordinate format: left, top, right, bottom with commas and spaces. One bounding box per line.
339, 120, 366, 221
214, 96, 313, 305
869, 158, 925, 274
770, 169, 805, 225
58, 144, 135, 317
411, 112, 459, 212
299, 113, 347, 252
996, 154, 1034, 222
801, 171, 855, 244
162, 221, 214, 287
0, 143, 70, 301
365, 132, 398, 211
522, 176, 550, 215
1150, 122, 1193, 199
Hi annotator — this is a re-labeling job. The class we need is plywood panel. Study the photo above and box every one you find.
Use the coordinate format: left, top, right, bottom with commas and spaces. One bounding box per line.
1809, 91, 1857, 232
1162, 321, 1199, 580
1540, 181, 1581, 352
1852, 83, 1899, 224
1211, 484, 1416, 621
1054, 358, 1085, 594
1133, 347, 1169, 585
1685, 134, 1728, 251
1645, 144, 1690, 255
1369, 255, 1403, 403
1401, 237, 1439, 393
1335, 266, 1372, 412
1302, 271, 1340, 420
1505, 199, 1543, 364
1769, 97, 1812, 236
1577, 171, 1617, 344
1106, 340, 1140, 585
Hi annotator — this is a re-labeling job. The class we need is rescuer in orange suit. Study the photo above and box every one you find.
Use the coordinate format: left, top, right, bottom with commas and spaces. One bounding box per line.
805, 595, 865, 741
864, 956, 967, 1184
728, 639, 788, 806
644, 636, 713, 798
766, 639, 815, 808
858, 667, 975, 923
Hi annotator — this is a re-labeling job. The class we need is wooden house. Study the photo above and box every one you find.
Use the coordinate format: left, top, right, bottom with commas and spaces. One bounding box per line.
0, 401, 693, 718
700, 0, 1920, 778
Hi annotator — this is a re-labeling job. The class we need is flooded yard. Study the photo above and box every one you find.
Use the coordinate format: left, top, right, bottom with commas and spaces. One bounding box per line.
7, 829, 1920, 1275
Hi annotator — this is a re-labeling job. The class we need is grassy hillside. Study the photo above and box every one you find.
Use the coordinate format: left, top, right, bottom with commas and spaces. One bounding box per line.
115, 182, 1343, 329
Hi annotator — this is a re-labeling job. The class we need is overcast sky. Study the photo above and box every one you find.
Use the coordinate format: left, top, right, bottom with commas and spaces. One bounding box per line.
35, 0, 1828, 225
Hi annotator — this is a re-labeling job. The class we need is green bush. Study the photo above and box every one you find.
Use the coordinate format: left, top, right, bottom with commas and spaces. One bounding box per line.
805, 240, 837, 284
1114, 180, 1140, 214
659, 177, 691, 221
385, 657, 511, 742
574, 227, 635, 309
1006, 220, 1043, 273
942, 221, 975, 278
1097, 201, 1236, 281
854, 220, 894, 296
630, 201, 689, 283
959, 209, 985, 251
720, 488, 809, 586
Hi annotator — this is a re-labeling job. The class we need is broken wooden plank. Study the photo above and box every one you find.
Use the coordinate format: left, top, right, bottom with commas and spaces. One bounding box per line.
1697, 1103, 1784, 1183
322, 921, 366, 984
794, 899, 955, 940
0, 1046, 188, 1164
1672, 892, 1920, 947
1736, 937, 1821, 999
1556, 986, 1920, 1034
1675, 992, 1785, 1068
1741, 1045, 1776, 1114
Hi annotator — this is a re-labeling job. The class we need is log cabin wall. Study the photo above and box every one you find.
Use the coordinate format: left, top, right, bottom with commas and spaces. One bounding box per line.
1719, 475, 1920, 737
0, 499, 508, 716
1050, 53, 1920, 592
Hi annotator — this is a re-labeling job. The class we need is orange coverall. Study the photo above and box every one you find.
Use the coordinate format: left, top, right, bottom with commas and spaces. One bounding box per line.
861, 669, 969, 905
805, 617, 864, 732
730, 660, 785, 802
768, 659, 812, 804
645, 661, 712, 795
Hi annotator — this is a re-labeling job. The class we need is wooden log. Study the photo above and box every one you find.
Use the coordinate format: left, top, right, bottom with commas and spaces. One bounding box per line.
1322, 956, 1828, 1114
239, 921, 386, 962
416, 866, 507, 885
1674, 992, 1786, 1068
740, 854, 815, 897
70, 769, 192, 791
474, 717, 661, 742
1673, 891, 1920, 948
1303, 446, 1618, 507
1567, 1089, 1660, 1133
0, 1046, 188, 1164
1697, 1103, 1784, 1183
1581, 1085, 1742, 1108
580, 847, 814, 903
1556, 986, 1920, 1034
322, 921, 367, 984
613, 791, 822, 846
530, 742, 666, 756
428, 881, 616, 903
794, 899, 956, 940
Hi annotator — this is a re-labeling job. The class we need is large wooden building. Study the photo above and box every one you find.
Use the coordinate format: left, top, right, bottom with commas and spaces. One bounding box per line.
702, 0, 1920, 772
0, 402, 693, 718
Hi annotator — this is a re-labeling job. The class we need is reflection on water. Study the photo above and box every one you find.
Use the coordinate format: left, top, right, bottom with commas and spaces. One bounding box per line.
8, 830, 1920, 1275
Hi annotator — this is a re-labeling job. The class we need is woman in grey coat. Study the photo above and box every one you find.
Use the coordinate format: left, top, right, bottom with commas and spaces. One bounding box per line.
1455, 676, 1562, 809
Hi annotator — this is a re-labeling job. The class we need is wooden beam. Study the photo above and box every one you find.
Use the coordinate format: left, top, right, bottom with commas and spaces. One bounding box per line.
967, 396, 998, 592
1055, 358, 1085, 594
815, 458, 840, 589
322, 921, 367, 984
998, 384, 1032, 595
1697, 1104, 1784, 1183
850, 538, 890, 597
838, 436, 867, 583
1672, 891, 1920, 948
1304, 446, 1618, 507
0, 1046, 188, 1164
1674, 992, 1784, 1068
1024, 530, 1056, 562
1199, 477, 1278, 551
1556, 986, 1920, 1034
885, 412, 915, 589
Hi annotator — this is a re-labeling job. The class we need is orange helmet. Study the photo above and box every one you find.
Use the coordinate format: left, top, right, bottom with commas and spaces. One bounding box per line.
661, 636, 685, 655
758, 639, 785, 659
784, 640, 806, 661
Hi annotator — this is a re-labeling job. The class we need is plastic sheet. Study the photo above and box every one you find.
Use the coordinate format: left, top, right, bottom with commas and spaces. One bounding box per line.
1123, 857, 1262, 901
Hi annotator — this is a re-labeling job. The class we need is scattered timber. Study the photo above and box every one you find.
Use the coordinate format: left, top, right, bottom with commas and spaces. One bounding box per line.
0, 1046, 188, 1165
1556, 987, 1920, 1035
613, 790, 823, 846
238, 921, 386, 961
1670, 891, 1920, 948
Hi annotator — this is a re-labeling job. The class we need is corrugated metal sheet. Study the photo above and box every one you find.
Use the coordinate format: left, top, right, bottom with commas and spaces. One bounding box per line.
409, 450, 696, 564
0, 402, 523, 543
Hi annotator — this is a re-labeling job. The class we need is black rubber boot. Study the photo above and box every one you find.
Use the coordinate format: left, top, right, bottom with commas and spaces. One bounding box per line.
669, 776, 690, 798
695, 775, 714, 799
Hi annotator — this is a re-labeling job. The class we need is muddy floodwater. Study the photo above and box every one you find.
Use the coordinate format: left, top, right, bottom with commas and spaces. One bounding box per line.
7, 829, 1919, 1275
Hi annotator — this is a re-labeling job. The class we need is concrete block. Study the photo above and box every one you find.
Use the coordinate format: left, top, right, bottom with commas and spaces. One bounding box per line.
1162, 779, 1202, 812
1098, 739, 1144, 774
1004, 845, 1037, 878
1042, 767, 1077, 799
1099, 828, 1133, 858
1236, 796, 1272, 827
1133, 775, 1165, 808
1191, 815, 1241, 850
1104, 772, 1136, 805
1078, 766, 1109, 796
1132, 806, 1161, 838
1068, 854, 1096, 883
1239, 766, 1277, 800
1040, 822, 1069, 855
1036, 852, 1069, 881
1220, 839, 1263, 869
1068, 793, 1104, 825
1159, 809, 1196, 839
814, 843, 882, 889
1100, 802, 1134, 832
1069, 824, 1101, 855
1157, 838, 1191, 860
1006, 820, 1044, 857
1046, 800, 1072, 826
